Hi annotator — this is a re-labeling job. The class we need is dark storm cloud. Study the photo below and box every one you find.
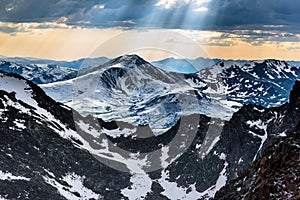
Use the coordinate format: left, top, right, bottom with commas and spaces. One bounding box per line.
205, 0, 300, 33
66, 0, 154, 27
0, 0, 299, 34
0, 0, 97, 23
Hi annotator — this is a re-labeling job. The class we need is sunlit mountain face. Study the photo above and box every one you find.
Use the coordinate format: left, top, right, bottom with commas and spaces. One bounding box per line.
0, 0, 300, 200
34, 55, 299, 136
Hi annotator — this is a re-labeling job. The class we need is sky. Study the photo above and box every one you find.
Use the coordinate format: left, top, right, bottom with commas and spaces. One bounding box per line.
0, 0, 300, 61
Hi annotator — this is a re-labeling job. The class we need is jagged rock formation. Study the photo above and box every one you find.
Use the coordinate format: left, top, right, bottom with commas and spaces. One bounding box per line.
214, 82, 300, 200
214, 124, 300, 200
0, 69, 299, 199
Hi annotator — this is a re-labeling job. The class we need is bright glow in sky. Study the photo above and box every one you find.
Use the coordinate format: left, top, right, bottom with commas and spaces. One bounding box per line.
1, 27, 300, 61
0, 0, 299, 61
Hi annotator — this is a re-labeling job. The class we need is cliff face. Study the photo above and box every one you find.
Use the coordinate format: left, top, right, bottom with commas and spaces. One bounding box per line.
214, 81, 300, 200
214, 126, 300, 200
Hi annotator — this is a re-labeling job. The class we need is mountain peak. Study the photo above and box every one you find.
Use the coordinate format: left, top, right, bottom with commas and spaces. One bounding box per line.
108, 54, 150, 66
262, 59, 288, 66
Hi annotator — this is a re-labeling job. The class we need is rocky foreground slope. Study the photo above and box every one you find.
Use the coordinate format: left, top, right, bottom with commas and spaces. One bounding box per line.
214, 82, 300, 199
0, 70, 299, 199
215, 124, 300, 199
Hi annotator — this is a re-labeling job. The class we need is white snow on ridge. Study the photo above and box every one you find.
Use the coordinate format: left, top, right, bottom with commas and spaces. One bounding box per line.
63, 173, 100, 199
0, 73, 86, 147
39, 79, 73, 103
0, 170, 30, 181
247, 119, 269, 161
160, 145, 170, 168
43, 173, 100, 200
247, 119, 268, 132
121, 172, 152, 200
155, 153, 228, 200
13, 119, 26, 130
76, 120, 102, 137
76, 119, 135, 138
185, 78, 206, 88
0, 75, 37, 109
215, 153, 228, 192
102, 127, 136, 138
205, 136, 220, 156
158, 170, 203, 200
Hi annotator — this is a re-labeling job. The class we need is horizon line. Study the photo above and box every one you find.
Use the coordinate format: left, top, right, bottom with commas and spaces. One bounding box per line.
1, 53, 300, 63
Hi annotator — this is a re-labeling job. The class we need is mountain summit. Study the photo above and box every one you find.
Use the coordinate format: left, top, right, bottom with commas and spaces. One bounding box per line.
41, 56, 299, 134
108, 54, 150, 66
41, 55, 207, 135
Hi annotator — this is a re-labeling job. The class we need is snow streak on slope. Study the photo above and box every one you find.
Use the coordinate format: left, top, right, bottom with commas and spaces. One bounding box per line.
43, 173, 100, 200
0, 171, 30, 181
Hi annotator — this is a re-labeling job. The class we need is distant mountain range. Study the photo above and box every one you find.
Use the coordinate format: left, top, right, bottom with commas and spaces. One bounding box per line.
0, 69, 299, 199
36, 55, 300, 135
3, 55, 299, 74
0, 56, 109, 70
151, 57, 222, 73
0, 61, 77, 84
1, 55, 299, 135
0, 55, 223, 73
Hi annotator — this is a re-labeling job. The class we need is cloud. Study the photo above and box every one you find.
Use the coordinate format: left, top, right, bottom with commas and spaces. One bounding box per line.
0, 0, 299, 35
0, 0, 96, 23
193, 7, 208, 12
155, 0, 178, 9
205, 0, 300, 33
0, 0, 210, 29
0, 21, 72, 35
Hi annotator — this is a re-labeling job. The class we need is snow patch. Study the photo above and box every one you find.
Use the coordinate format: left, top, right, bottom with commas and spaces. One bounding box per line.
205, 136, 220, 155
43, 173, 100, 200
102, 127, 136, 138
247, 119, 269, 161
0, 170, 30, 181
158, 170, 203, 200
121, 173, 152, 200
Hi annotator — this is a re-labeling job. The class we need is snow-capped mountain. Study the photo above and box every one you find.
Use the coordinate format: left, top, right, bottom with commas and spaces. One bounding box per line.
41, 55, 300, 135
188, 60, 300, 125
0, 61, 77, 84
0, 71, 299, 200
42, 55, 208, 135
151, 57, 221, 73
151, 57, 251, 74
198, 60, 300, 109
0, 56, 109, 69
